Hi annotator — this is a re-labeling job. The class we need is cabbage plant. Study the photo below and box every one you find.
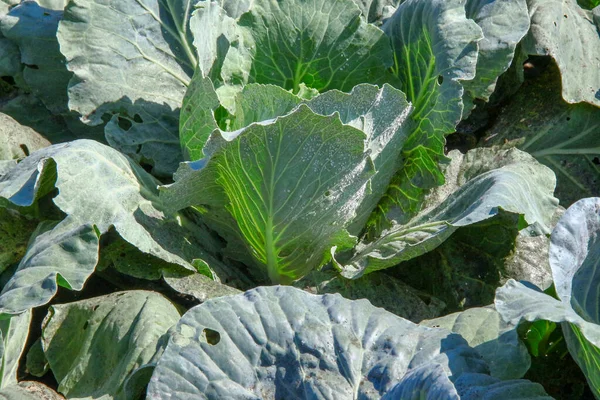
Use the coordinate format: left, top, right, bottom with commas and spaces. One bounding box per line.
0, 0, 599, 397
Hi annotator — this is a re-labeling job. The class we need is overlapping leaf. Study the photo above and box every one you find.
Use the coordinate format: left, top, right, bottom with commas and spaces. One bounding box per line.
350, 0, 400, 24
0, 140, 229, 313
147, 285, 551, 399
0, 311, 31, 388
371, 0, 483, 230
193, 0, 393, 100
41, 291, 180, 399
146, 285, 488, 399
422, 307, 530, 380
522, 0, 600, 107
168, 82, 414, 283
57, 0, 198, 175
462, 0, 530, 114
0, 1, 71, 115
496, 198, 600, 398
337, 147, 558, 279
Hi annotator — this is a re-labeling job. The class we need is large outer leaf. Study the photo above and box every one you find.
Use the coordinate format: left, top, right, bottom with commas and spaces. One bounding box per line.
0, 219, 100, 314
522, 0, 600, 107
481, 63, 600, 207
0, 140, 226, 313
422, 307, 530, 380
163, 105, 374, 283
147, 286, 489, 399
338, 147, 558, 278
462, 0, 530, 113
496, 198, 600, 399
41, 291, 180, 399
0, 311, 31, 388
372, 0, 483, 229
57, 0, 197, 175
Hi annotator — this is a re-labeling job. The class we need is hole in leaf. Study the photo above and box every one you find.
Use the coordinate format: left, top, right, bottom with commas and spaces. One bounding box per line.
133, 114, 143, 123
24, 64, 39, 70
563, 14, 568, 18
117, 117, 132, 131
1, 76, 15, 85
437, 75, 444, 85
19, 144, 29, 156
566, 117, 571, 121
43, 12, 50, 16
324, 190, 331, 197
593, 157, 600, 165
203, 328, 220, 345
83, 321, 89, 330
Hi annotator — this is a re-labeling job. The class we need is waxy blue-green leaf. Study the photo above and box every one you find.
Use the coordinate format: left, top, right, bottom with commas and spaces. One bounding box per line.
422, 307, 530, 380
147, 286, 489, 399
453, 373, 552, 400
57, 0, 197, 175
148, 285, 551, 399
338, 147, 558, 278
0, 140, 236, 313
0, 1, 71, 115
179, 76, 303, 161
381, 368, 552, 400
522, 0, 600, 107
372, 0, 483, 230
41, 291, 180, 399
496, 198, 600, 399
234, 0, 394, 92
0, 311, 31, 388
164, 105, 375, 283
0, 21, 20, 81
462, 0, 530, 114
0, 219, 99, 315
